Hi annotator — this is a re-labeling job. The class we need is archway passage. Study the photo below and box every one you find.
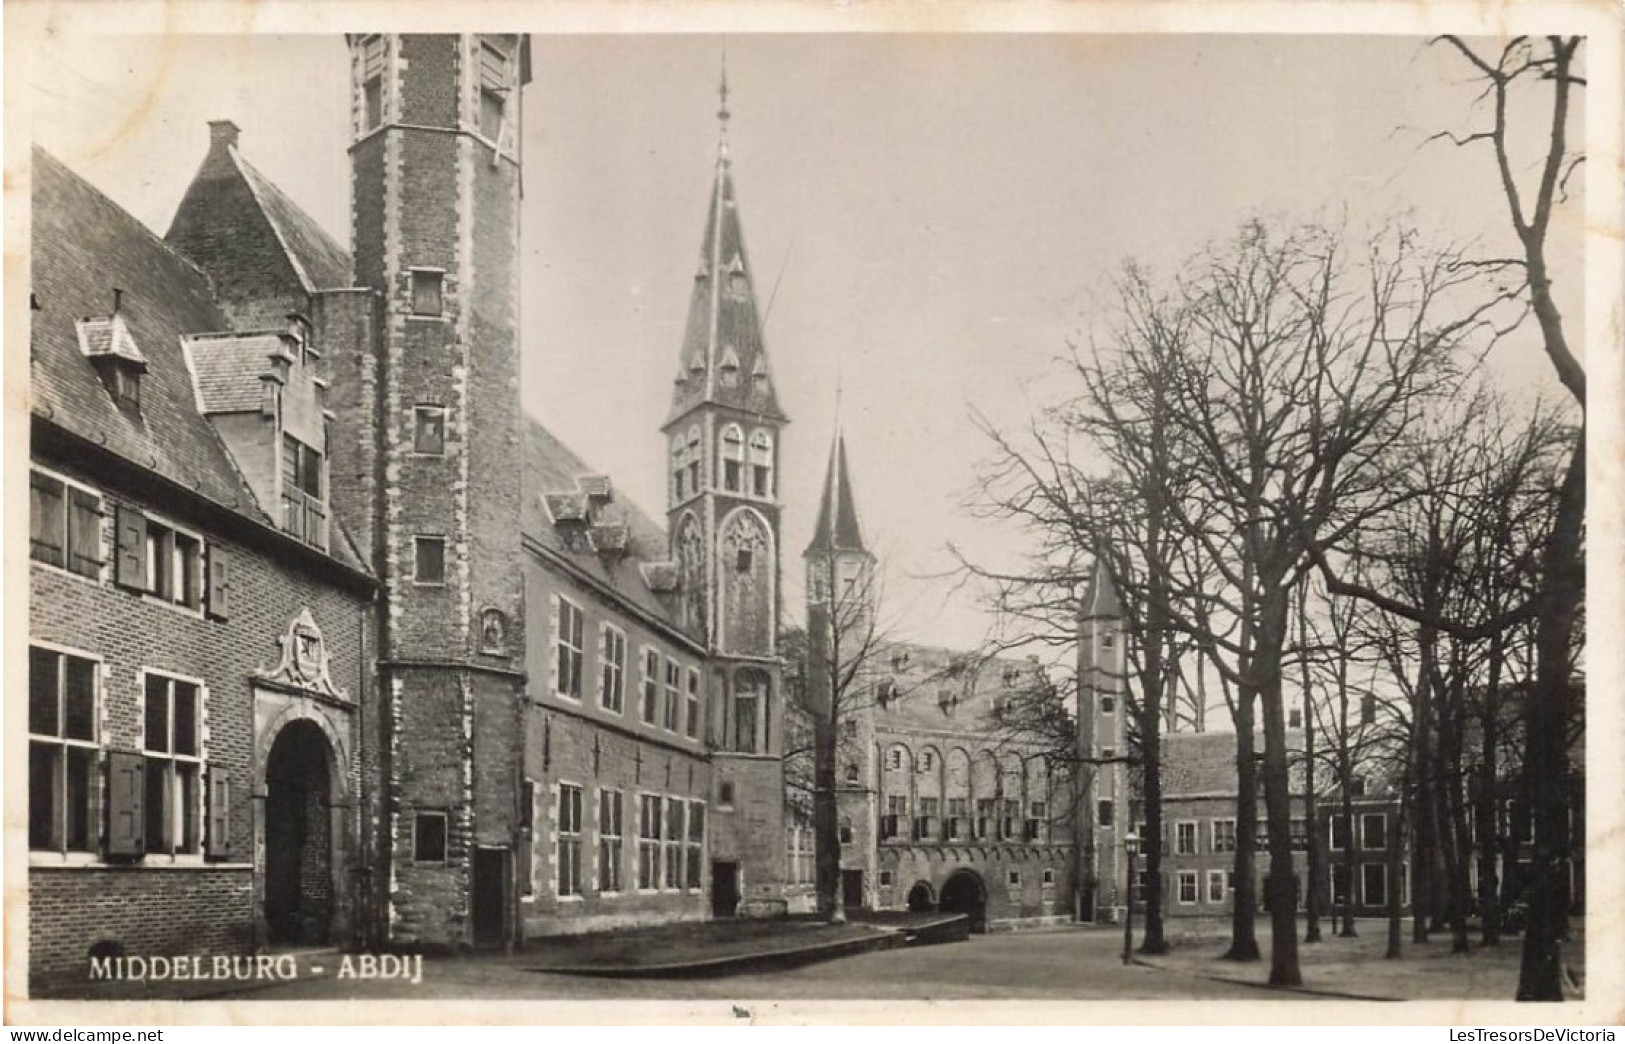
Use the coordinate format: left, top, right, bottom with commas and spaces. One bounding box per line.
265, 719, 334, 946
906, 881, 936, 913
939, 869, 988, 933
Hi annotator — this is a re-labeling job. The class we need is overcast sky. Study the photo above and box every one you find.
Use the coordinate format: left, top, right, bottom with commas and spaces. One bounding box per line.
24, 30, 1584, 656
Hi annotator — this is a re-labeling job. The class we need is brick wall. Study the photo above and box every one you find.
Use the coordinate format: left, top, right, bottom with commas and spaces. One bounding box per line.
876, 846, 1073, 927
30, 866, 253, 996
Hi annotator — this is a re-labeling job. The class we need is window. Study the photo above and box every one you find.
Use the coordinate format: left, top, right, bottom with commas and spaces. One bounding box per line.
361, 36, 386, 130
142, 671, 203, 856
721, 426, 743, 492
1001, 799, 1020, 840
684, 428, 701, 494
671, 437, 687, 500
1097, 799, 1114, 828
920, 751, 935, 772
887, 748, 903, 771
748, 431, 772, 497
733, 689, 759, 753
664, 797, 684, 890
1025, 801, 1047, 842
143, 519, 203, 609
718, 780, 735, 807
1330, 815, 1349, 851
1361, 813, 1387, 852
686, 801, 705, 889
557, 784, 583, 896
843, 717, 858, 739
663, 658, 681, 731
1042, 868, 1057, 887
597, 789, 623, 893
1331, 865, 1351, 906
413, 405, 446, 455
1207, 869, 1226, 904
1100, 695, 1115, 714
839, 819, 854, 845
411, 270, 444, 317
478, 40, 511, 141
1177, 871, 1199, 904
1101, 747, 1116, 760
1290, 817, 1310, 851
946, 798, 968, 840
29, 646, 99, 853
845, 764, 860, 785
1007, 869, 1021, 887
878, 870, 894, 888
735, 546, 753, 573
1361, 863, 1387, 907
1360, 693, 1377, 725
1288, 708, 1303, 729
281, 435, 325, 547
413, 811, 447, 863
1102, 632, 1116, 649
600, 625, 626, 713
1350, 776, 1367, 798
685, 668, 701, 738
883, 796, 906, 840
640, 649, 660, 725
1212, 819, 1237, 853
30, 471, 102, 578
413, 536, 446, 585
975, 798, 995, 840
914, 797, 939, 841
554, 597, 584, 700
637, 794, 661, 890
1175, 821, 1197, 855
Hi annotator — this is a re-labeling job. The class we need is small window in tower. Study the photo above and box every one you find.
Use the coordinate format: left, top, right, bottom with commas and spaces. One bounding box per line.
478, 41, 511, 142
1101, 695, 1116, 714
413, 811, 448, 863
749, 431, 773, 498
721, 425, 744, 493
411, 270, 444, 317
362, 37, 386, 131
1102, 632, 1116, 649
414, 405, 446, 455
414, 536, 446, 585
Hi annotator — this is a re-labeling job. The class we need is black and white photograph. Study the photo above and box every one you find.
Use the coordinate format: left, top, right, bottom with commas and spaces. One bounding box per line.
7, 1, 1620, 1025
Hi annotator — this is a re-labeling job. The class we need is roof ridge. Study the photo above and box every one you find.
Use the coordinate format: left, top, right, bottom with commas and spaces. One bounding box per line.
229, 146, 316, 293
33, 147, 219, 293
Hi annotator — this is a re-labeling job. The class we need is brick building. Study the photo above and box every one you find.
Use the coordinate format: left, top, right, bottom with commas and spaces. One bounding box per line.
799, 432, 1075, 932
27, 33, 794, 986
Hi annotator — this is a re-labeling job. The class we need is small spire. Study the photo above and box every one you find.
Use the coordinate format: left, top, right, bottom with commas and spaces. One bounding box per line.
716, 44, 731, 161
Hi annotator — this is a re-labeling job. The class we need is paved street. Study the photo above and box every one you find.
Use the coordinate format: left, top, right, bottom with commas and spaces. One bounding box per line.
216, 928, 1284, 1003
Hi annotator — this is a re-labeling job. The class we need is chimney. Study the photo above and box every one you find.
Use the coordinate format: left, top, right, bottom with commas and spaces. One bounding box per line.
208, 120, 240, 152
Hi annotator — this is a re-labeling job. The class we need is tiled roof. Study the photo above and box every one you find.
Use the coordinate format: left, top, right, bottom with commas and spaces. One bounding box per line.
1161, 729, 1308, 797
806, 432, 867, 556
233, 152, 351, 292
667, 156, 785, 426
870, 642, 1056, 738
521, 416, 692, 641
31, 148, 266, 517
184, 332, 286, 414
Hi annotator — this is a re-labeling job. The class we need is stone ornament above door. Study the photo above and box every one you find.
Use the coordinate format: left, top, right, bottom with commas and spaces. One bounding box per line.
258, 607, 347, 700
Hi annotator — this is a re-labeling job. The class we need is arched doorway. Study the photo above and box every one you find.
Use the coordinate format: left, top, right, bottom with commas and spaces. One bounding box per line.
264, 719, 334, 946
906, 881, 936, 912
939, 869, 988, 933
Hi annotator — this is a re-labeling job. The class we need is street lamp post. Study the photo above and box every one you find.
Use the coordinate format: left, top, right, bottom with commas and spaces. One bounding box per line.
1122, 832, 1140, 965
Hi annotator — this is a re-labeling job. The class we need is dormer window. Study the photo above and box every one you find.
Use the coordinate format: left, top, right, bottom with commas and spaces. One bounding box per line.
76, 311, 147, 413
478, 40, 512, 143
749, 430, 773, 498
719, 346, 741, 389
281, 435, 326, 549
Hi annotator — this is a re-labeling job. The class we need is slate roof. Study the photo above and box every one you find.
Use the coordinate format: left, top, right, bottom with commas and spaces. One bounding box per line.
1161, 730, 1308, 797
667, 152, 785, 426
521, 416, 692, 641
232, 151, 351, 292
806, 431, 867, 557
30, 147, 368, 575
183, 332, 287, 414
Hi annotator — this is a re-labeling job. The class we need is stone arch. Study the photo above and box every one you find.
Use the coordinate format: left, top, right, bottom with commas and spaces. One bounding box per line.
939, 868, 989, 933
716, 506, 775, 656
907, 880, 936, 912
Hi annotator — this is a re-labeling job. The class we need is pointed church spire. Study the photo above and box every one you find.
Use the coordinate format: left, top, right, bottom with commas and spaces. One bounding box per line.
666, 59, 786, 427
806, 430, 868, 557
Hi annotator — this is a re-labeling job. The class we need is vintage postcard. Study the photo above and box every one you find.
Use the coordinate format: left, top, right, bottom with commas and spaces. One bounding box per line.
5, 0, 1621, 1027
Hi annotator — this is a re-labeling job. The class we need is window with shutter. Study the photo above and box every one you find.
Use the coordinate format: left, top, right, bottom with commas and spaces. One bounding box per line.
207, 767, 231, 858
115, 505, 146, 590
106, 750, 146, 857
206, 544, 231, 621
142, 672, 205, 856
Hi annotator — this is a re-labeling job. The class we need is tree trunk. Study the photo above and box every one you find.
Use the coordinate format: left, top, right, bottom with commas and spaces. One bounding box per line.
1478, 633, 1503, 947
1517, 435, 1584, 1001
1257, 581, 1302, 988
1225, 689, 1261, 961
1386, 780, 1405, 959
1140, 693, 1169, 954
808, 601, 844, 924
1299, 584, 1322, 944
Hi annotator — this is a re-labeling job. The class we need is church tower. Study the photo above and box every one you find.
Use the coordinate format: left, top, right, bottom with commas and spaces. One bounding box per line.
1077, 561, 1129, 923
663, 73, 790, 912
333, 33, 531, 949
804, 428, 879, 913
